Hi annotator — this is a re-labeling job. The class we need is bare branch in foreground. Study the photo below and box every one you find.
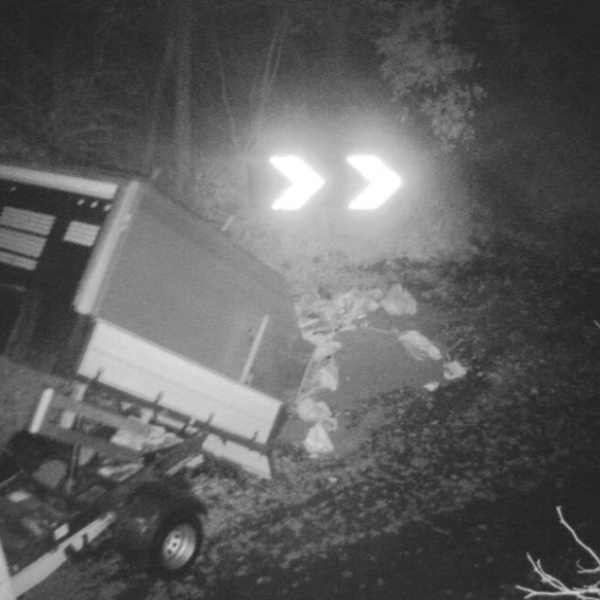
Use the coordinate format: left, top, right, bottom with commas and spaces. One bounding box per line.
517, 507, 600, 599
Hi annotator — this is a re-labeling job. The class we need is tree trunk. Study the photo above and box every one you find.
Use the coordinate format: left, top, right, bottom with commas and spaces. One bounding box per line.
326, 0, 349, 76
142, 35, 174, 175
172, 0, 200, 212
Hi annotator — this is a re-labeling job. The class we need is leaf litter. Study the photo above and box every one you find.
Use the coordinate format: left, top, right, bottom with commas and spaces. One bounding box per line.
27, 239, 600, 600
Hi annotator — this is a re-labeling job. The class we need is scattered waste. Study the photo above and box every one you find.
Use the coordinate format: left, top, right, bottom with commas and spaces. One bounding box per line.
399, 330, 443, 361
424, 381, 441, 392
316, 359, 339, 391
444, 360, 468, 380
98, 462, 143, 482
293, 283, 468, 456
295, 397, 338, 432
309, 334, 342, 363
110, 423, 179, 452
295, 288, 382, 336
380, 283, 418, 316
303, 423, 335, 457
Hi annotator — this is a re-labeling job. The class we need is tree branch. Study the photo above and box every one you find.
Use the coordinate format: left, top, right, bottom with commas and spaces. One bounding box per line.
517, 507, 600, 600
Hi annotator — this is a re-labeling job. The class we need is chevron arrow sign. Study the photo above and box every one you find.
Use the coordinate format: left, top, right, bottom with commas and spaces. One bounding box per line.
266, 154, 401, 210
346, 155, 402, 210
269, 155, 325, 210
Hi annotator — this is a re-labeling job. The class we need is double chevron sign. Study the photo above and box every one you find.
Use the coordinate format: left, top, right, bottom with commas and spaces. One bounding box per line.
268, 155, 402, 211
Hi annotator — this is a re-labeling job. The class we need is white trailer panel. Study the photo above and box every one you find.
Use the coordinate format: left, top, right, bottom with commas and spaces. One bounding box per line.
78, 320, 283, 478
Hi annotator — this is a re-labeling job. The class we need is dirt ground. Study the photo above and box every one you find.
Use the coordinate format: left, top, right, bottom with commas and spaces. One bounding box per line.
15, 237, 600, 600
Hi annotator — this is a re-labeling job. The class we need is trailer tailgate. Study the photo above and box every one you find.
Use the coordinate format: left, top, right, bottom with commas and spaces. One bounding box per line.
77, 320, 283, 478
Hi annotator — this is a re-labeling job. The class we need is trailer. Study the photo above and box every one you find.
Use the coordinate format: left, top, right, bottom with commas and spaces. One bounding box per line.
0, 386, 210, 598
0, 161, 310, 473
0, 161, 312, 597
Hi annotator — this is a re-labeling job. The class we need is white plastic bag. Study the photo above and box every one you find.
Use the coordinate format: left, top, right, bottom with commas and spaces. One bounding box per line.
398, 330, 442, 361
295, 397, 338, 431
303, 423, 335, 457
381, 283, 418, 316
316, 358, 339, 391
423, 381, 440, 391
310, 334, 342, 362
443, 360, 468, 380
296, 397, 332, 422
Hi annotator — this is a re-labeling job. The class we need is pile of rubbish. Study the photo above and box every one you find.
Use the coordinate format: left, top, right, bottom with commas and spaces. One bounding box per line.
292, 284, 467, 458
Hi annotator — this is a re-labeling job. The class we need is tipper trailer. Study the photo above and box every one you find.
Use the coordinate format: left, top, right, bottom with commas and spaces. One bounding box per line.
0, 162, 311, 598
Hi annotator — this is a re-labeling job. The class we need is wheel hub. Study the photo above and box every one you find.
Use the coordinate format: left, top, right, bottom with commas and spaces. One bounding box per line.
161, 523, 197, 570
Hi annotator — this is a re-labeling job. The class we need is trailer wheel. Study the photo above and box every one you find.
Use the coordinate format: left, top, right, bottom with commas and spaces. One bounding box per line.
151, 509, 202, 573
116, 482, 205, 577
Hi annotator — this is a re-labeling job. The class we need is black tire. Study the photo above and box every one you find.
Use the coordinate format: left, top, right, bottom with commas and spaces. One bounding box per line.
116, 482, 205, 577
150, 508, 203, 574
